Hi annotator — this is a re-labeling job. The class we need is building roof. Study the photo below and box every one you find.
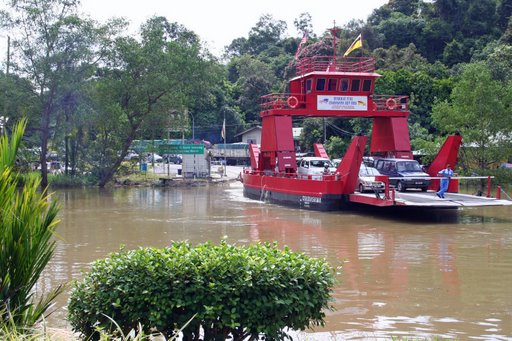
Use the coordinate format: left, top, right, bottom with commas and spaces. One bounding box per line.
234, 126, 262, 138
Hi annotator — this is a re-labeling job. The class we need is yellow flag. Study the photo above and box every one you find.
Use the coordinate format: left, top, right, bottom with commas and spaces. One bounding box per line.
343, 34, 362, 57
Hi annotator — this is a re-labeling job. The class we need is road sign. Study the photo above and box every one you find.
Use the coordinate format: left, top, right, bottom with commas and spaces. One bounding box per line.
158, 144, 204, 155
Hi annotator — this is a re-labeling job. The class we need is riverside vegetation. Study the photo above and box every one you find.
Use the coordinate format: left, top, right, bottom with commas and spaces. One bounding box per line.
0, 119, 63, 331
68, 241, 335, 340
1, 120, 336, 340
1, 0, 512, 190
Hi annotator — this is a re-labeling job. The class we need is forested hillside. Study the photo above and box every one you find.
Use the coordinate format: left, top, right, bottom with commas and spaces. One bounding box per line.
1, 0, 511, 186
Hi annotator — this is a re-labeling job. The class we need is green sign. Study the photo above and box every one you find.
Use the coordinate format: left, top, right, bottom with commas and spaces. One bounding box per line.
158, 144, 204, 155
131, 140, 204, 154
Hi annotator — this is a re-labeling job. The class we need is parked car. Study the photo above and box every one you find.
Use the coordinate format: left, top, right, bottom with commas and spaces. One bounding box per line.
297, 157, 336, 177
164, 154, 182, 164
144, 153, 163, 163
123, 151, 139, 161
362, 156, 375, 167
374, 158, 430, 192
357, 166, 384, 193
49, 161, 63, 174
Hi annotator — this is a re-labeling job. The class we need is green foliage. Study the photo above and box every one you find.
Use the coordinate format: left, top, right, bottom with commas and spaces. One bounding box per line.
483, 168, 512, 189
0, 319, 45, 341
368, 0, 502, 63
432, 63, 512, 169
225, 14, 288, 57
13, 172, 40, 189
227, 54, 278, 124
480, 43, 512, 82
0, 119, 63, 328
4, 0, 114, 189
68, 241, 336, 340
0, 73, 39, 135
48, 174, 97, 188
377, 12, 426, 50
86, 16, 221, 187
4, 0, 512, 183
373, 44, 429, 71
299, 119, 323, 152
0, 316, 176, 340
375, 67, 451, 132
325, 136, 349, 159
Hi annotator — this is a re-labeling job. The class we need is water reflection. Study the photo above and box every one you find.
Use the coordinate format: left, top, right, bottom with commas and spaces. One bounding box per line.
41, 184, 512, 339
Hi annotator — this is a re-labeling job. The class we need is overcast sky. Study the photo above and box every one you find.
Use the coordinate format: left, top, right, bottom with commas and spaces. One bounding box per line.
0, 0, 388, 63
79, 0, 388, 56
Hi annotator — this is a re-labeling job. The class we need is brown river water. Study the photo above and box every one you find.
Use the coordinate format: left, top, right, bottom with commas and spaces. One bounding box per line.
39, 181, 512, 340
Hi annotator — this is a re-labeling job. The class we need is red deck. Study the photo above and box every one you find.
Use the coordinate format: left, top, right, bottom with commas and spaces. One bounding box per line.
242, 29, 510, 211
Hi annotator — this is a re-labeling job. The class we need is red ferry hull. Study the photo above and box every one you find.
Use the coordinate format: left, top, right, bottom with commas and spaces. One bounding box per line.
242, 172, 350, 211
242, 135, 368, 211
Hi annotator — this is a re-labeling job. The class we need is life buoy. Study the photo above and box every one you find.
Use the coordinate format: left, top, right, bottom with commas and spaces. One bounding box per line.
386, 98, 397, 110
287, 96, 299, 108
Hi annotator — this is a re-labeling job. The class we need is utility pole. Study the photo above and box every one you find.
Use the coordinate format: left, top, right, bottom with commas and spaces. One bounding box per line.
323, 118, 327, 143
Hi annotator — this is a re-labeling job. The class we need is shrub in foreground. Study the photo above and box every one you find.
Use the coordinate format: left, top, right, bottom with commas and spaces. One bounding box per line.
68, 241, 336, 340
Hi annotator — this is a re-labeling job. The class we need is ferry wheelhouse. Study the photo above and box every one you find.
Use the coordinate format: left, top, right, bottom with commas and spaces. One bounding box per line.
242, 30, 511, 211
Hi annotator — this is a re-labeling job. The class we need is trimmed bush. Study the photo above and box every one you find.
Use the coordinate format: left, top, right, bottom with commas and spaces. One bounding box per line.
68, 241, 336, 340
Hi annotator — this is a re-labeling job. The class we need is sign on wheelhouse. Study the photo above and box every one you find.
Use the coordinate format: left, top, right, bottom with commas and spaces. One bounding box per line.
242, 27, 512, 212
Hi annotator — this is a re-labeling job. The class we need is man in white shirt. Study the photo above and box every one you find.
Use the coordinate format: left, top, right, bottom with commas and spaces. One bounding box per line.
436, 164, 454, 199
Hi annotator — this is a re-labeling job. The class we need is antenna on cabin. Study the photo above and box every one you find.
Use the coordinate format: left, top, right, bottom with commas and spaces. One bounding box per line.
329, 22, 339, 58
328, 22, 339, 71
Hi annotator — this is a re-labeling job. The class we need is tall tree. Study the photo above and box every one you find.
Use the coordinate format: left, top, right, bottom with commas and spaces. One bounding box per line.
497, 0, 512, 31
388, 0, 422, 16
0, 72, 38, 135
431, 63, 512, 170
225, 14, 287, 58
227, 54, 277, 124
3, 0, 116, 188
293, 12, 314, 36
86, 17, 218, 186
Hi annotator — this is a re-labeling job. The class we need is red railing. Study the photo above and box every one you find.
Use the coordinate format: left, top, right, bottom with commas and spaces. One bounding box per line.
296, 56, 375, 75
244, 168, 338, 181
371, 95, 409, 111
260, 93, 303, 111
260, 93, 409, 112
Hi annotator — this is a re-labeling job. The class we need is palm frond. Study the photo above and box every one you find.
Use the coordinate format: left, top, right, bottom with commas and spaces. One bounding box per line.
0, 119, 63, 327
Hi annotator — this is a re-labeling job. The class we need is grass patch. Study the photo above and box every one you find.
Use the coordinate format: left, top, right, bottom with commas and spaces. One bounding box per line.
114, 170, 163, 186
48, 174, 98, 188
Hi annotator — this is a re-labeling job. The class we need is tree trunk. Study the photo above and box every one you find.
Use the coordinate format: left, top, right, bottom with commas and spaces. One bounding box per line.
65, 135, 69, 175
40, 107, 51, 190
98, 127, 139, 187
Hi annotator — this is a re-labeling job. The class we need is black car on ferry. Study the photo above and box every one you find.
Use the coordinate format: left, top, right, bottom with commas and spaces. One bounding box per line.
374, 158, 430, 192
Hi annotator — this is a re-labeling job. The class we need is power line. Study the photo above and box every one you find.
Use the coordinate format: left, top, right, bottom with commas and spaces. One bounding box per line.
326, 121, 354, 137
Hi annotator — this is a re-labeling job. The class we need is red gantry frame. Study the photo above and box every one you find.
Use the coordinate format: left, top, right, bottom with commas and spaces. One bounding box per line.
242, 27, 468, 211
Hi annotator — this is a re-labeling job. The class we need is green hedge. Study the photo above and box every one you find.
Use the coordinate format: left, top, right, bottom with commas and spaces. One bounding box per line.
68, 241, 335, 340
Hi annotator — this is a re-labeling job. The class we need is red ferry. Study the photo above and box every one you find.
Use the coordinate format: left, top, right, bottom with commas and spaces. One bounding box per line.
242, 29, 511, 211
